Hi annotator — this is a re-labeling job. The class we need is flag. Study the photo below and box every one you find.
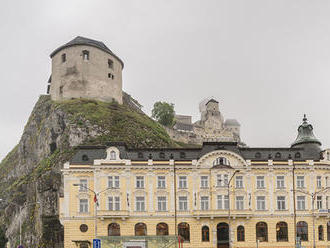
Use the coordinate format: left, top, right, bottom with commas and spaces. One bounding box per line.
94, 194, 99, 207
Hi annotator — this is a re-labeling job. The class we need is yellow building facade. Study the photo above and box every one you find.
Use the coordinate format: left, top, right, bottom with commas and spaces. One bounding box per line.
60, 118, 330, 248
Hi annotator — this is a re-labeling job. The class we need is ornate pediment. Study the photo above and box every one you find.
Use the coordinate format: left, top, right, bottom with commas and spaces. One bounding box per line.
197, 150, 247, 169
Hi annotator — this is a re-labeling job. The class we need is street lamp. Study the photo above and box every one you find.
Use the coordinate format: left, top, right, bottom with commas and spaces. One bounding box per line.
293, 187, 330, 248
73, 184, 112, 239
228, 170, 240, 248
0, 198, 40, 247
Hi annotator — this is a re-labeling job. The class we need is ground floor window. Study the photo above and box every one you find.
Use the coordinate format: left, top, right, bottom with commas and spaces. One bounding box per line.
237, 225, 245, 241
256, 222, 268, 242
156, 223, 169, 236
135, 223, 147, 236
276, 222, 288, 242
327, 222, 330, 241
202, 226, 209, 242
318, 225, 324, 241
108, 223, 120, 236
297, 221, 308, 241
178, 222, 190, 242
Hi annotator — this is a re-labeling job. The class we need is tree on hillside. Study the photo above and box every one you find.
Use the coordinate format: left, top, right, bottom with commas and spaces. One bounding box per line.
0, 226, 7, 248
152, 101, 175, 127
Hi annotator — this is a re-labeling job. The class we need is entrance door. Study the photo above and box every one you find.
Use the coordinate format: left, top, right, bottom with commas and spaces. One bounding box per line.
217, 223, 229, 248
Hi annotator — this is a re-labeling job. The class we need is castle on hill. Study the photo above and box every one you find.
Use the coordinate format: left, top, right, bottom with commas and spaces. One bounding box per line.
47, 36, 241, 144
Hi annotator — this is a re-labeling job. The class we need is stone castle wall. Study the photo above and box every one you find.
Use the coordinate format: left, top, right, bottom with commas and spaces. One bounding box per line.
50, 45, 123, 104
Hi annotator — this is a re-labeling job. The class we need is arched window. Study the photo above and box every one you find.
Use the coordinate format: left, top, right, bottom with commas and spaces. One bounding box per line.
135, 223, 147, 236
275, 152, 281, 159
82, 154, 89, 161
237, 226, 245, 241
80, 243, 89, 248
295, 152, 301, 159
276, 222, 288, 242
256, 222, 268, 242
213, 157, 230, 166
201, 226, 209, 242
318, 225, 324, 241
82, 50, 89, 60
297, 221, 308, 241
108, 223, 120, 236
255, 152, 261, 159
178, 222, 190, 242
110, 151, 116, 160
327, 222, 330, 241
156, 223, 168, 236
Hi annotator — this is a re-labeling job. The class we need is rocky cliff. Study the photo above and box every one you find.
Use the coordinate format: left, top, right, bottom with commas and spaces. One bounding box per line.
0, 95, 178, 247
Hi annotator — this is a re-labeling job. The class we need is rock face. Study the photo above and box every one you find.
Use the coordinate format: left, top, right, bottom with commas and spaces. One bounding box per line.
0, 95, 177, 248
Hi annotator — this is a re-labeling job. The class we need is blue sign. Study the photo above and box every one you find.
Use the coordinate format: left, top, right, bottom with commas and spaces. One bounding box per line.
93, 239, 101, 248
17, 246, 24, 248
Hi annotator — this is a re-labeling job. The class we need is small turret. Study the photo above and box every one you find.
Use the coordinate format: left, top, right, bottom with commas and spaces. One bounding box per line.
291, 114, 322, 157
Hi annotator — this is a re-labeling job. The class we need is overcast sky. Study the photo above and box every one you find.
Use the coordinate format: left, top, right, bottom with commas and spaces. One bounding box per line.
0, 0, 329, 160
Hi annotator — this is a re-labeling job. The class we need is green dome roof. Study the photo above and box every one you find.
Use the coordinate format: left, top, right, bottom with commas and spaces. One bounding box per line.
291, 115, 321, 147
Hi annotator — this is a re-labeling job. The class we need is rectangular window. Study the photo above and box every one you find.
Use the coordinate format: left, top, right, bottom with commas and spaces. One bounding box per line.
217, 195, 223, 209
157, 196, 167, 211
61, 53, 66, 63
236, 196, 244, 210
256, 176, 265, 189
79, 199, 88, 213
236, 176, 243, 188
224, 195, 229, 210
201, 176, 209, 188
108, 176, 120, 188
223, 174, 228, 185
297, 176, 305, 188
201, 196, 209, 210
277, 196, 286, 210
317, 176, 322, 188
297, 196, 306, 210
217, 175, 222, 187
276, 176, 285, 189
327, 196, 329, 210
179, 176, 187, 189
179, 196, 188, 211
83, 50, 89, 60
108, 196, 120, 211
317, 196, 322, 210
108, 59, 114, 69
136, 176, 144, 188
79, 179, 88, 192
256, 196, 266, 210
136, 196, 145, 211
157, 176, 166, 188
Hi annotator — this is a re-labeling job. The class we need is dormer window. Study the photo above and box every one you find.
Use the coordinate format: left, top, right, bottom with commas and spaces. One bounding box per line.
82, 50, 89, 61
255, 152, 261, 159
275, 152, 281, 159
82, 154, 89, 161
295, 152, 301, 159
110, 151, 116, 160
138, 152, 144, 159
160, 152, 165, 159
108, 59, 114, 69
61, 53, 66, 63
213, 157, 230, 166
180, 152, 186, 159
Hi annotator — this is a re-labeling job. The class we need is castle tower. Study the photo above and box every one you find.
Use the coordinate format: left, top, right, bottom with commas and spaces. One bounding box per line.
48, 36, 124, 104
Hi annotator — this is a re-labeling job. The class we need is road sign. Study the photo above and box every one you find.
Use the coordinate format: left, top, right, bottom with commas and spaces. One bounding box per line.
93, 239, 101, 248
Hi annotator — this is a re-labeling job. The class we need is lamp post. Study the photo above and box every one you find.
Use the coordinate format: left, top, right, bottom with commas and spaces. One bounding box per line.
0, 199, 39, 247
73, 184, 112, 239
293, 187, 330, 248
227, 170, 240, 248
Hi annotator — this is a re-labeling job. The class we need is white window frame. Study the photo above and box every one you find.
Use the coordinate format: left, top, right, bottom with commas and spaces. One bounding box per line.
236, 196, 244, 210
79, 179, 88, 192
317, 176, 322, 189
157, 196, 167, 211
277, 196, 286, 210
157, 176, 166, 189
136, 196, 145, 211
276, 176, 285, 189
108, 176, 120, 188
79, 199, 88, 213
317, 196, 322, 210
178, 196, 188, 211
179, 176, 187, 189
136, 176, 145, 189
236, 176, 243, 188
201, 196, 209, 210
256, 176, 265, 189
201, 176, 209, 188
108, 196, 120, 211
297, 196, 306, 210
297, 176, 305, 188
256, 196, 266, 210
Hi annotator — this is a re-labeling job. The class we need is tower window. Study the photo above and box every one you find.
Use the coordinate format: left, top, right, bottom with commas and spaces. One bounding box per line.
108, 73, 114, 79
61, 53, 66, 63
82, 50, 89, 61
108, 59, 114, 69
